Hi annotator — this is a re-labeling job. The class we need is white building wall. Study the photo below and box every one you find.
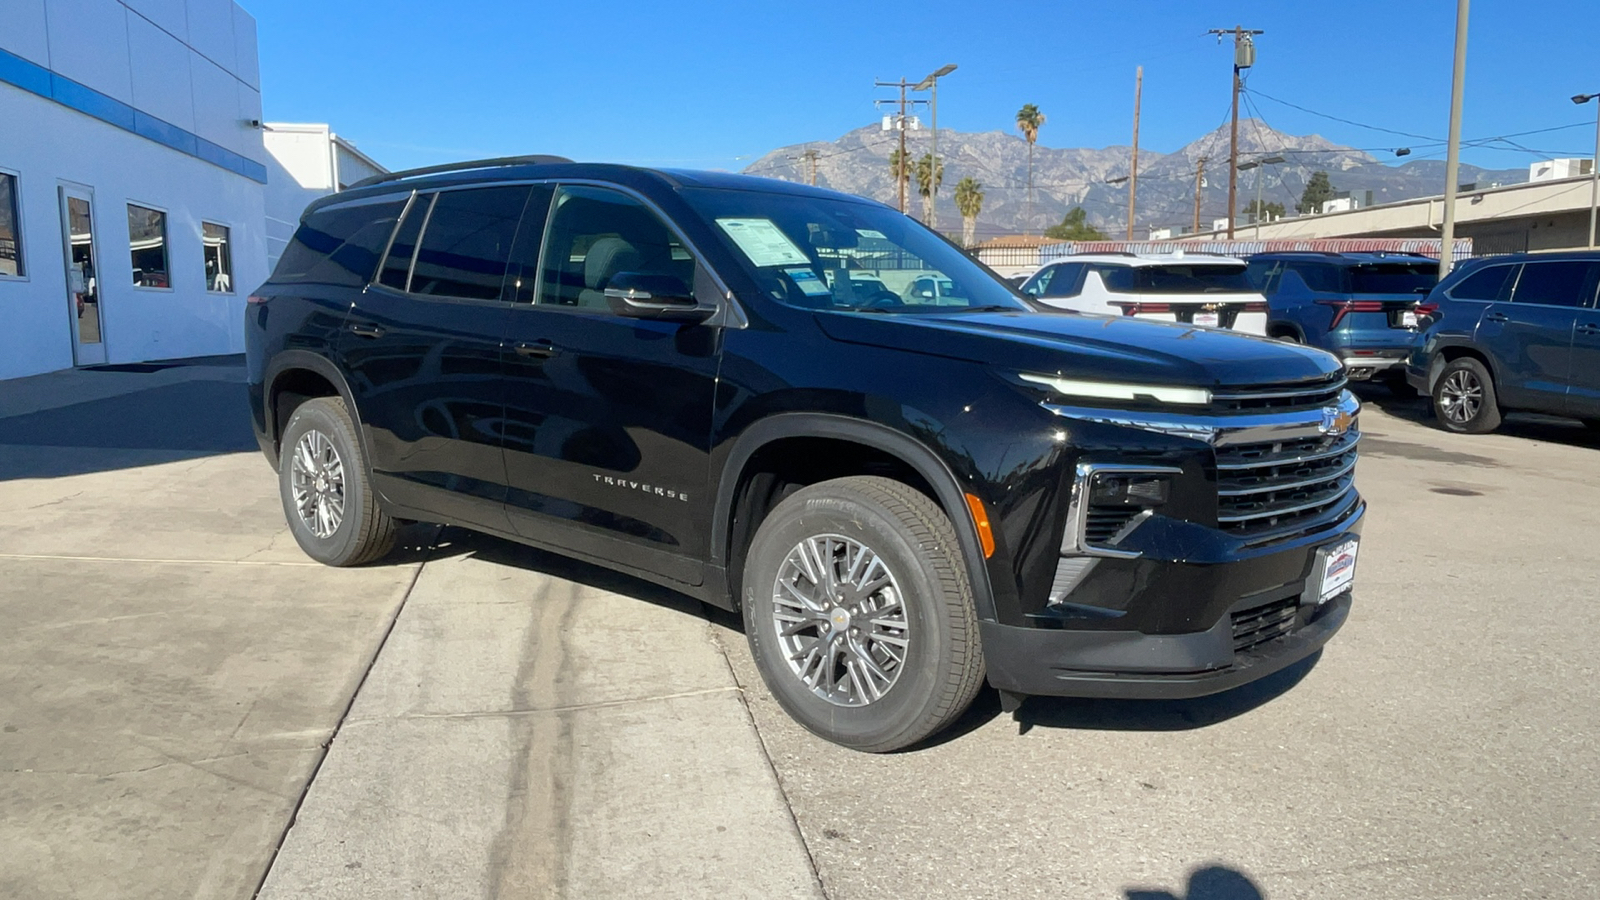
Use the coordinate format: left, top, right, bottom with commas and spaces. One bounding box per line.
0, 0, 266, 380
263, 125, 387, 272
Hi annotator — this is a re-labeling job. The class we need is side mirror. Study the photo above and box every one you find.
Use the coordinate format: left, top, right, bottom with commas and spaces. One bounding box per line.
604, 272, 710, 322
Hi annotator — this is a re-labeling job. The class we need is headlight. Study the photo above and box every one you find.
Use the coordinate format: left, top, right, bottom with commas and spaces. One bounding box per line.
1018, 373, 1212, 406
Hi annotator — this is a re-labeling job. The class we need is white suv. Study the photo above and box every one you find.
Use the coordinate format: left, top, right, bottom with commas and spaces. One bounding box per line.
1020, 252, 1269, 335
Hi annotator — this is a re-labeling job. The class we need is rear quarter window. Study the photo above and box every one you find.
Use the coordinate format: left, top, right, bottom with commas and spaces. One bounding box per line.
1446, 264, 1514, 302
272, 198, 407, 287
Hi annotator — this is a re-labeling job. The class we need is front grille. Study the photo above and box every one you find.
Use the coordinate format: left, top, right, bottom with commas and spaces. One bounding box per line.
1210, 374, 1347, 412
1216, 429, 1360, 542
1231, 597, 1299, 653
1083, 506, 1141, 545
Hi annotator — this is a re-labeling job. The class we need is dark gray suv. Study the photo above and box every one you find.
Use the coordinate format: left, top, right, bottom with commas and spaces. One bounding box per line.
1406, 252, 1600, 433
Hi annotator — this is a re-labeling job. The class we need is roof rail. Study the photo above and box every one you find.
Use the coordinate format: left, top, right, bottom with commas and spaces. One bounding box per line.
347, 155, 575, 190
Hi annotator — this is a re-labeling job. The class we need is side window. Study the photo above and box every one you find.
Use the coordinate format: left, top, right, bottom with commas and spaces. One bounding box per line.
1095, 265, 1136, 293
406, 186, 530, 300
0, 171, 22, 277
1043, 262, 1086, 297
1245, 259, 1280, 293
1021, 265, 1055, 296
379, 192, 432, 291
535, 185, 696, 309
127, 203, 169, 288
1447, 264, 1514, 302
1508, 261, 1599, 308
275, 198, 407, 286
202, 222, 232, 293
1286, 263, 1342, 293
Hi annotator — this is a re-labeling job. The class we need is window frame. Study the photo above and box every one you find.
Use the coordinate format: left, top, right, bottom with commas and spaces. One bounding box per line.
200, 220, 234, 294
0, 167, 26, 281
126, 200, 173, 292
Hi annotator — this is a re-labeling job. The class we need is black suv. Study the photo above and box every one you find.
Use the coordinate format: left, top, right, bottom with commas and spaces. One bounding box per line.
1406, 251, 1600, 433
246, 158, 1365, 751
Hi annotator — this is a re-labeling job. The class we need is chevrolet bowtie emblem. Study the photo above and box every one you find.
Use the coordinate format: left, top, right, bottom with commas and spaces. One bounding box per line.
1320, 407, 1355, 437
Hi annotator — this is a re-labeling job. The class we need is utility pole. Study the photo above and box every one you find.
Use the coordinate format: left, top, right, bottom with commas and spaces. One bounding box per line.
1208, 26, 1263, 238
1193, 156, 1208, 234
874, 78, 927, 214
787, 149, 821, 185
1128, 65, 1142, 241
1439, 0, 1469, 278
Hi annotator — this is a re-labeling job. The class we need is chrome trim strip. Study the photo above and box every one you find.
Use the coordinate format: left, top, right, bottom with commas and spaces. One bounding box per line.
1215, 431, 1358, 470
1044, 390, 1361, 448
1217, 456, 1359, 497
1064, 462, 1182, 558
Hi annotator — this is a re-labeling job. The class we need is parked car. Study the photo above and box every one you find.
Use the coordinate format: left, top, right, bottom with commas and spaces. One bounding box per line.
1406, 251, 1600, 433
903, 273, 968, 305
1246, 252, 1437, 391
247, 158, 1363, 751
1020, 253, 1269, 335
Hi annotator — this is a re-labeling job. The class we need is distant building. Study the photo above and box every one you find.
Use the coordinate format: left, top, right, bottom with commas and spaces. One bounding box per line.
1148, 227, 1175, 241
263, 124, 386, 271
1529, 158, 1593, 182
0, 0, 268, 380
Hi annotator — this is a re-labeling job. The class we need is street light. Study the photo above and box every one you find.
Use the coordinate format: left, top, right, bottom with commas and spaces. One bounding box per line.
915, 64, 958, 232
1573, 92, 1600, 248
1236, 155, 1286, 239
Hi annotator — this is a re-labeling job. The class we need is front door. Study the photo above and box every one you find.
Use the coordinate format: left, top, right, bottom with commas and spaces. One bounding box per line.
498, 184, 721, 586
339, 184, 537, 531
58, 185, 106, 366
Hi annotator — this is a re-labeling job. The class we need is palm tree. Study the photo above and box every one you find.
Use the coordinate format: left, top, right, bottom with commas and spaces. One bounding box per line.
954, 177, 984, 248
915, 153, 944, 226
1015, 103, 1046, 233
888, 148, 914, 208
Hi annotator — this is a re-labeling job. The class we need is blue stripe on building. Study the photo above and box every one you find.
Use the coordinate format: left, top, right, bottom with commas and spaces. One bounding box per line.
0, 47, 269, 185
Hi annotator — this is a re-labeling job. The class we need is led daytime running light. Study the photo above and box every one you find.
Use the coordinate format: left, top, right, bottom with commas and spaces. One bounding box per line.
1019, 373, 1212, 406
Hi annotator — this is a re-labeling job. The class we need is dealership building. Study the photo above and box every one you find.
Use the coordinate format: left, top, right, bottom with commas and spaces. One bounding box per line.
0, 0, 268, 380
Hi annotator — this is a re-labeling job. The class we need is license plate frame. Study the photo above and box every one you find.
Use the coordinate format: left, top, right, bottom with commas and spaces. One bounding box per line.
1193, 311, 1221, 328
1401, 310, 1419, 328
1305, 537, 1359, 606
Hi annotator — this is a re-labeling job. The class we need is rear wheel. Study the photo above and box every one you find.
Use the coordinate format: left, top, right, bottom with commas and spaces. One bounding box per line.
742, 476, 985, 753
278, 397, 397, 566
1432, 357, 1502, 434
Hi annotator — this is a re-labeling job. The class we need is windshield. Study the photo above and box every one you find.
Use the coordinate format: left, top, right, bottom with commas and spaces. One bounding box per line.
1349, 264, 1437, 295
680, 188, 1028, 313
1111, 264, 1255, 294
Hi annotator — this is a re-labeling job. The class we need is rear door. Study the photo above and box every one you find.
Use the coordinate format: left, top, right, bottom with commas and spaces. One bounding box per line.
497, 183, 722, 586
1476, 260, 1595, 413
339, 184, 534, 529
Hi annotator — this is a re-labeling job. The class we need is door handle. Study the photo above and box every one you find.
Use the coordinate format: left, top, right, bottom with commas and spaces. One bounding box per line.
348, 322, 385, 338
1578, 323, 1600, 336
513, 340, 560, 359
1482, 312, 1510, 324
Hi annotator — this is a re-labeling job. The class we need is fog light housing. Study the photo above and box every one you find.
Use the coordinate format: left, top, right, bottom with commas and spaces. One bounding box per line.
1089, 472, 1171, 508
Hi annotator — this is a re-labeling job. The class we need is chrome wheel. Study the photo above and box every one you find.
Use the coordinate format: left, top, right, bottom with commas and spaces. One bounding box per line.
771, 534, 909, 707
290, 429, 346, 538
1439, 369, 1483, 424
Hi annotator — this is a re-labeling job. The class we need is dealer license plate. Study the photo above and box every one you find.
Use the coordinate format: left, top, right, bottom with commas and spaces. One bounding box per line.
1402, 311, 1419, 328
1193, 311, 1221, 327
1309, 538, 1359, 605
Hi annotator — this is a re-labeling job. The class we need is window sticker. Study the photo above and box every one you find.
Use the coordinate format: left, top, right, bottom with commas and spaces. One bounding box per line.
855, 228, 887, 240
784, 267, 831, 297
715, 218, 810, 267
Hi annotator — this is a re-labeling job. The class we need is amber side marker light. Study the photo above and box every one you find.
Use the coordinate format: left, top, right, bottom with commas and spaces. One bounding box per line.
964, 493, 995, 558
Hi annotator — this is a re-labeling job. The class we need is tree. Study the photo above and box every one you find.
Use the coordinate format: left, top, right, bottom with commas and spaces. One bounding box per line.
914, 153, 944, 225
888, 148, 913, 205
1044, 207, 1107, 241
1297, 171, 1334, 214
1245, 199, 1286, 222
954, 177, 984, 248
1015, 104, 1046, 233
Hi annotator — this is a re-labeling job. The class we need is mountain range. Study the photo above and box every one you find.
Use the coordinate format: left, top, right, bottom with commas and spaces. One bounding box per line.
741, 119, 1527, 240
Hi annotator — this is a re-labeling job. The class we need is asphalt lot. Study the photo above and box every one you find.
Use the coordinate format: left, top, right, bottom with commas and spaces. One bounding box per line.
2, 360, 1597, 899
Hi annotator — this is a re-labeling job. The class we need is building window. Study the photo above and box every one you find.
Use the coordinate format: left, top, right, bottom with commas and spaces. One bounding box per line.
127, 203, 169, 288
203, 222, 233, 293
0, 172, 22, 278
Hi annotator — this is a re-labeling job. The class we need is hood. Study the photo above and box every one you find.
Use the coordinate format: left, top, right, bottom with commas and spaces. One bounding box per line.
814, 308, 1341, 388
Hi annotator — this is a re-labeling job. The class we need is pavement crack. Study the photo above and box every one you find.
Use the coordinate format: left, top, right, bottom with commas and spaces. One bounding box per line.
339, 685, 744, 726
23, 491, 84, 510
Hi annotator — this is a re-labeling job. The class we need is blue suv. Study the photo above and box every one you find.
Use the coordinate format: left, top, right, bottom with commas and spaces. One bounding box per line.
1406, 251, 1600, 434
1246, 252, 1438, 390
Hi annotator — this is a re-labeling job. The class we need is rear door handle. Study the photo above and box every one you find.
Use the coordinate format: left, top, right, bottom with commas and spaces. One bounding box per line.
1483, 312, 1510, 323
347, 322, 385, 338
513, 340, 559, 359
1578, 323, 1600, 336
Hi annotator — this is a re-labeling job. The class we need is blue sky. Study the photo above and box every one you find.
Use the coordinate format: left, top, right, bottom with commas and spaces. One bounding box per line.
256, 0, 1600, 175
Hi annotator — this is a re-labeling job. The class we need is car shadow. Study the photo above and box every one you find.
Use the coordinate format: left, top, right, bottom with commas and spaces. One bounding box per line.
1125, 863, 1266, 900
0, 357, 257, 481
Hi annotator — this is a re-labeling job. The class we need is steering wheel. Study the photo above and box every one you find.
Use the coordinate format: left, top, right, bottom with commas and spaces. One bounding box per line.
863, 290, 905, 308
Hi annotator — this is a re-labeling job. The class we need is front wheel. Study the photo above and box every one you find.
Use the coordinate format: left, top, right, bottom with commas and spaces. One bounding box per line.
278, 396, 397, 566
1432, 357, 1502, 434
742, 476, 986, 752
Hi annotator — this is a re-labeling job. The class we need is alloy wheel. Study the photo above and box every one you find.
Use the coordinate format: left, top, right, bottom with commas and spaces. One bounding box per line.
1439, 369, 1483, 425
771, 534, 910, 707
290, 429, 346, 538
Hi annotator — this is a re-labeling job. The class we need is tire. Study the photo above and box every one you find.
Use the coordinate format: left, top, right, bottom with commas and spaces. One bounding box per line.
278, 396, 397, 566
742, 476, 986, 753
1432, 357, 1502, 434
1271, 330, 1302, 344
